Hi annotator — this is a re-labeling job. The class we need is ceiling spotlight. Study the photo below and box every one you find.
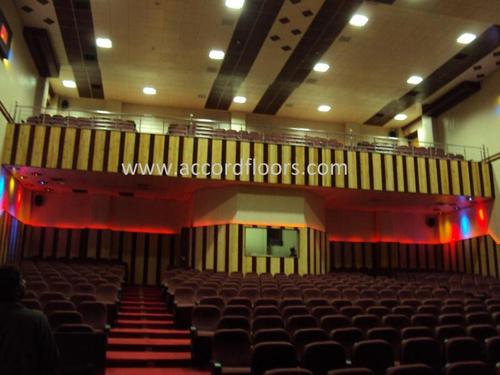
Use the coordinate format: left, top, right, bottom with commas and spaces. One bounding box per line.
209, 49, 225, 60
62, 80, 76, 88
349, 14, 369, 27
143, 87, 157, 95
96, 37, 112, 48
317, 105, 331, 112
407, 75, 423, 85
457, 33, 476, 44
233, 96, 247, 104
394, 113, 407, 121
313, 62, 330, 72
225, 0, 244, 9
467, 196, 474, 202
39, 180, 48, 185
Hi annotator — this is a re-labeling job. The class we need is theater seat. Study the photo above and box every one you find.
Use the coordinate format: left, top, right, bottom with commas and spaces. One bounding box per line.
386, 364, 437, 375
254, 328, 291, 345
251, 342, 297, 375
444, 361, 494, 375
54, 328, 107, 375
212, 329, 252, 375
327, 368, 375, 375
400, 338, 441, 372
302, 341, 346, 375
49, 311, 83, 330
191, 305, 221, 365
264, 369, 312, 375
445, 337, 482, 363
352, 340, 394, 375
78, 302, 107, 331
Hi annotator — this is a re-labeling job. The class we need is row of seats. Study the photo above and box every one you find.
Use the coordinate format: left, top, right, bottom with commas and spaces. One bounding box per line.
20, 260, 125, 331
210, 331, 500, 375
167, 124, 465, 160
25, 113, 136, 131
163, 269, 500, 374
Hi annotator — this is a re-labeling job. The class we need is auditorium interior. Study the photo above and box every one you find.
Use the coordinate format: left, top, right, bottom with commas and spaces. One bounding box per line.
0, 0, 500, 374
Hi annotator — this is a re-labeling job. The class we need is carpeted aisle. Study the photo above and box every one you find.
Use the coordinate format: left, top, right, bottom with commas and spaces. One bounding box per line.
106, 286, 208, 375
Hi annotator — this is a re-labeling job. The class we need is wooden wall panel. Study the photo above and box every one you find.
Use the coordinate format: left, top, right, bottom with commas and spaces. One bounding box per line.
329, 236, 500, 277
2, 123, 493, 198
188, 224, 327, 275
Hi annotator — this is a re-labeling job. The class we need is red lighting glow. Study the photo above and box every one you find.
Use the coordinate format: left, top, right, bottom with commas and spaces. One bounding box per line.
478, 208, 485, 222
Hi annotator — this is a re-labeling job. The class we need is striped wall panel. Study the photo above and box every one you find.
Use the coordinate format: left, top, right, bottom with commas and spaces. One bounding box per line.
2, 123, 494, 198
0, 212, 181, 286
330, 236, 500, 277
188, 224, 328, 275
0, 213, 25, 264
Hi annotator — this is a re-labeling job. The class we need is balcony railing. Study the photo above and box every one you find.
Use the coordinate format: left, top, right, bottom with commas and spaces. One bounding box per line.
13, 104, 488, 162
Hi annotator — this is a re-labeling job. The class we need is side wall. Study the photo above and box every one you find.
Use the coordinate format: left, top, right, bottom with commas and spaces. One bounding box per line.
434, 70, 500, 241
330, 235, 500, 278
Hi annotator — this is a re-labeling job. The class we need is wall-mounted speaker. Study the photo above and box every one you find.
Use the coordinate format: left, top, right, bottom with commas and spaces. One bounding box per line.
425, 217, 437, 228
388, 129, 398, 138
61, 99, 69, 109
34, 194, 45, 206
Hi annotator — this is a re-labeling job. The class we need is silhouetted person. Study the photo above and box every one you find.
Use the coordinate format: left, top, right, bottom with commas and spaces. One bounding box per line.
0, 265, 59, 375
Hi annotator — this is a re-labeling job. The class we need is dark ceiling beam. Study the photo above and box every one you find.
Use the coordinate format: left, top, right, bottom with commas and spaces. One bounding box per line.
23, 27, 60, 77
205, 0, 284, 110
423, 80, 481, 118
53, 0, 104, 99
253, 0, 362, 115
365, 25, 500, 126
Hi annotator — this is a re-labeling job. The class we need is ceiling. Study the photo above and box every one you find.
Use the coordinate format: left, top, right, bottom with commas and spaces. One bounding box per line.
5, 165, 491, 214
12, 0, 500, 127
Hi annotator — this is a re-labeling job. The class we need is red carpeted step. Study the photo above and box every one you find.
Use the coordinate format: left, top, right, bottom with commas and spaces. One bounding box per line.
116, 319, 175, 329
106, 351, 191, 367
120, 306, 167, 313
107, 337, 191, 351
118, 312, 173, 321
122, 296, 162, 301
109, 328, 190, 339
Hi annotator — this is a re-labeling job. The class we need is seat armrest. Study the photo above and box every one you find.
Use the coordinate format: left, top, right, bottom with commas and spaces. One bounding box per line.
211, 361, 222, 375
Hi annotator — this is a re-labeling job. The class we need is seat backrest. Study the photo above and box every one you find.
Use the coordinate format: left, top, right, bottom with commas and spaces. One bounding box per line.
401, 326, 434, 339
485, 336, 500, 365
466, 324, 497, 343
327, 368, 375, 375
78, 301, 107, 331
401, 338, 441, 371
435, 325, 466, 343
263, 369, 312, 375
213, 329, 251, 367
222, 304, 251, 318
54, 330, 106, 374
286, 315, 317, 333
352, 339, 394, 375
293, 328, 328, 357
321, 314, 351, 333
253, 316, 284, 332
44, 300, 76, 316
73, 283, 97, 295
251, 342, 297, 375
444, 361, 493, 375
39, 292, 67, 308
254, 305, 281, 317
218, 315, 250, 331
445, 337, 482, 363
199, 296, 225, 310
253, 328, 290, 345
386, 364, 437, 375
95, 284, 118, 303
303, 341, 346, 375
282, 306, 309, 320
48, 311, 83, 330
191, 305, 221, 332
21, 298, 42, 310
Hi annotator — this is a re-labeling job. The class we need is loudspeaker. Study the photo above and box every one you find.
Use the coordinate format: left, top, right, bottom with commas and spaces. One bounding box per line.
425, 217, 436, 228
61, 99, 69, 109
388, 129, 398, 138
34, 194, 45, 206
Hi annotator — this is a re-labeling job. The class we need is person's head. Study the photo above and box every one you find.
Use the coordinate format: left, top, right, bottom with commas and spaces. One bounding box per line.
0, 265, 25, 302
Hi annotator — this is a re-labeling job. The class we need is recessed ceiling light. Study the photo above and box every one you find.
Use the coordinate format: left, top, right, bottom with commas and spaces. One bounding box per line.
317, 105, 331, 112
457, 33, 476, 44
143, 87, 157, 95
313, 62, 330, 72
209, 49, 225, 60
407, 75, 423, 85
349, 14, 368, 27
96, 110, 111, 114
225, 0, 244, 9
394, 113, 408, 121
96, 37, 112, 48
233, 96, 247, 104
62, 80, 76, 88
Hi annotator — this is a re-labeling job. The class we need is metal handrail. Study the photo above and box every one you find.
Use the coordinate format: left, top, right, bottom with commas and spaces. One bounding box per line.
0, 100, 14, 123
13, 104, 488, 162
